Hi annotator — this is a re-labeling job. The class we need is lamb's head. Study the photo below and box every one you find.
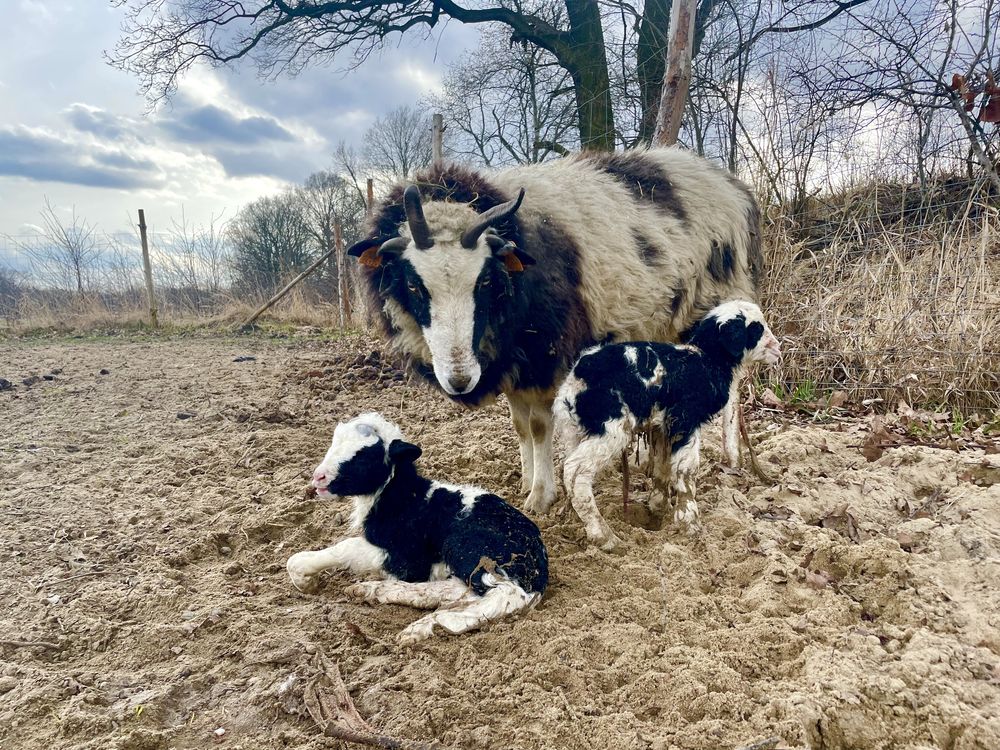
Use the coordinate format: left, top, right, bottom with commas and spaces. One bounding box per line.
348, 184, 535, 399
311, 413, 421, 500
691, 300, 782, 366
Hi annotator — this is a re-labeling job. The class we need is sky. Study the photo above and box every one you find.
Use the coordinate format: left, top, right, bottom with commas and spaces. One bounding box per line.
0, 1, 479, 238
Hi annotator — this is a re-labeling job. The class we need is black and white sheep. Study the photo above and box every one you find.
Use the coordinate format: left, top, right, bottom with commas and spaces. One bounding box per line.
346, 148, 762, 516
553, 300, 781, 551
286, 413, 549, 643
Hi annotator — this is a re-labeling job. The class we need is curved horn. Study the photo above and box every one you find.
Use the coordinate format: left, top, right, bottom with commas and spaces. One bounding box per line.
403, 185, 434, 249
460, 188, 525, 249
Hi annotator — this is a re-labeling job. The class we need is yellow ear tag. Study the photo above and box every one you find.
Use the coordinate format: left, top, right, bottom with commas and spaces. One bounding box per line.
502, 252, 525, 273
359, 247, 382, 269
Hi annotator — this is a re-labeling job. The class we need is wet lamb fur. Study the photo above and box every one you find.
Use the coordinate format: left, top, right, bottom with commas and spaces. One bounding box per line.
555, 302, 779, 551
348, 149, 762, 515
286, 414, 548, 644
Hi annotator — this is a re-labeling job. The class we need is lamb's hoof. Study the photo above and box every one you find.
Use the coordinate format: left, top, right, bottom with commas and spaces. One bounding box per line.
344, 582, 378, 601
673, 508, 702, 536
591, 531, 624, 554
524, 486, 556, 514
286, 557, 319, 593
398, 620, 434, 645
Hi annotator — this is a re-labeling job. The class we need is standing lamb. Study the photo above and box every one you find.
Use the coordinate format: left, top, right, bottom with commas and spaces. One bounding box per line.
346, 148, 762, 515
554, 300, 781, 551
286, 413, 548, 643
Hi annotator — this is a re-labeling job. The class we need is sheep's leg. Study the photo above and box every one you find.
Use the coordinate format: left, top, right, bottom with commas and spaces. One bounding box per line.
720, 373, 742, 467
670, 432, 702, 534
286, 537, 387, 593
647, 436, 672, 518
563, 424, 630, 551
398, 582, 539, 645
345, 578, 475, 609
508, 395, 534, 494
524, 400, 557, 514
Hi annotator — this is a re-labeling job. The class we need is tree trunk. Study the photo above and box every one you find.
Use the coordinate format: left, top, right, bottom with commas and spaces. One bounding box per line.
564, 0, 615, 151
637, 0, 671, 144
653, 0, 698, 147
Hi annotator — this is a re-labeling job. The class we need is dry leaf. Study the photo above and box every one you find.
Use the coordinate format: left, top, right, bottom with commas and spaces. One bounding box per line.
827, 390, 847, 409
761, 388, 784, 409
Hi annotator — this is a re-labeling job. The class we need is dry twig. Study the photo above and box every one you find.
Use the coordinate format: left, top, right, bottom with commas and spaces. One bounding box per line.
740, 403, 776, 483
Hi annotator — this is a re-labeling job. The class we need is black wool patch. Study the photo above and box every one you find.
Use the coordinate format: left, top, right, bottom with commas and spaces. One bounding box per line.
707, 241, 737, 282
325, 442, 391, 497
585, 151, 688, 223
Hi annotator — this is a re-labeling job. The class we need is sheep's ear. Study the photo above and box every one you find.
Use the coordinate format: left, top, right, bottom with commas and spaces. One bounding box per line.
485, 235, 535, 273
388, 439, 422, 465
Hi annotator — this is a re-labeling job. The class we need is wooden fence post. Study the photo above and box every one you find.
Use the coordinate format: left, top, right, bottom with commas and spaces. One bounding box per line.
432, 114, 445, 167
335, 220, 352, 327
652, 0, 697, 147
137, 209, 158, 328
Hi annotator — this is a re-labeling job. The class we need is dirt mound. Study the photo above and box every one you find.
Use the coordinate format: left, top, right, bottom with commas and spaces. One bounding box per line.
1, 333, 998, 750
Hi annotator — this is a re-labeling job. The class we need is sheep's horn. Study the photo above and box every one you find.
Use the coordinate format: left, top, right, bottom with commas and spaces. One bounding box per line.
403, 185, 434, 249
460, 188, 525, 249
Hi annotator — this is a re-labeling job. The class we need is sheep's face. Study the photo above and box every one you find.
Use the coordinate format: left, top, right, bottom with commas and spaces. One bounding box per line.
704, 300, 782, 366
311, 413, 421, 499
349, 186, 532, 401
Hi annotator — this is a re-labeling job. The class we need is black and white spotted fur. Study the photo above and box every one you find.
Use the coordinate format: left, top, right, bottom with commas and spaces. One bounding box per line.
346, 149, 763, 517
554, 301, 781, 551
286, 413, 549, 643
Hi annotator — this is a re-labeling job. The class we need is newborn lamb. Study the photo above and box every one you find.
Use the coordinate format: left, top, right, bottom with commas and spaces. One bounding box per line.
286, 413, 549, 644
554, 300, 781, 551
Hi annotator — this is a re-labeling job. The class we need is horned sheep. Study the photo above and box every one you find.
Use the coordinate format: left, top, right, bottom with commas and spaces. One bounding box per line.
286, 413, 548, 643
347, 148, 763, 516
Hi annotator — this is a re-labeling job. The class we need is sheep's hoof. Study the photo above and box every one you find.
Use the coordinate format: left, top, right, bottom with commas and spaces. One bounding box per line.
524, 486, 556, 514
673, 508, 702, 536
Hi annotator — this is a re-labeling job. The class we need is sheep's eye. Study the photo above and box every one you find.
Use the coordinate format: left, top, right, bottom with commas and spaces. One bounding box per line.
407, 282, 419, 294
478, 278, 490, 288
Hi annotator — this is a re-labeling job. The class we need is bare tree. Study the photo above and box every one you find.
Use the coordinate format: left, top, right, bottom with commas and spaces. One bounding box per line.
429, 24, 577, 166
18, 199, 103, 294
229, 193, 315, 296
363, 105, 433, 185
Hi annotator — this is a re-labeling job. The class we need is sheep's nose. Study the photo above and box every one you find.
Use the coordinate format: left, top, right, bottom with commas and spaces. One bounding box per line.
447, 373, 471, 393
313, 471, 327, 485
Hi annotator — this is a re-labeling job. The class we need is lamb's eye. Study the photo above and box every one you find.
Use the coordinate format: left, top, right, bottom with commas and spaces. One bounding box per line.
407, 282, 419, 294
479, 278, 490, 288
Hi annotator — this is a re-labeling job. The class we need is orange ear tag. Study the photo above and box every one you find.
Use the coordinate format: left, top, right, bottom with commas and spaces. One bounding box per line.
502, 253, 525, 273
359, 247, 382, 269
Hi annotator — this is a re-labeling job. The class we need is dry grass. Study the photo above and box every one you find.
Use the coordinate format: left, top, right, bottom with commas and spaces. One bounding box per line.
3, 197, 998, 414
761, 196, 1000, 413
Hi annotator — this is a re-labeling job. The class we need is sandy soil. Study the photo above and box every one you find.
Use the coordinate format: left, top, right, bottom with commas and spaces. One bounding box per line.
1, 331, 999, 750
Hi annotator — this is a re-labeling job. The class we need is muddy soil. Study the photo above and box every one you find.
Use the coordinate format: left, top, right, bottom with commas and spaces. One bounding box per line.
1, 332, 998, 750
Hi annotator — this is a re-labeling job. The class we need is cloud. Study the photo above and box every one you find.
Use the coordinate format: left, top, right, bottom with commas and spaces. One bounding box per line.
65, 103, 137, 141
160, 103, 296, 145
0, 125, 165, 190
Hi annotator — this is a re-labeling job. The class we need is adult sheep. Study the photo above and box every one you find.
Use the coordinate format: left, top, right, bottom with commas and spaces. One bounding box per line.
347, 148, 762, 513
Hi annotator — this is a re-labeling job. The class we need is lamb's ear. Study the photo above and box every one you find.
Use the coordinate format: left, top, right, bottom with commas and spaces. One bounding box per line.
388, 439, 422, 465
718, 318, 750, 358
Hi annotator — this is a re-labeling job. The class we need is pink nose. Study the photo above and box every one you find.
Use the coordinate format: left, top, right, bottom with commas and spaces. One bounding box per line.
313, 471, 327, 484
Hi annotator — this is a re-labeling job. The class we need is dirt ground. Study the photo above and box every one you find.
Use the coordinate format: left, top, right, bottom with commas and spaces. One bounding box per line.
1, 331, 999, 750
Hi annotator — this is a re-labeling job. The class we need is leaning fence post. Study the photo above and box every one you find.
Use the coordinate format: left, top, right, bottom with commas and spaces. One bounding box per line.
137, 209, 158, 328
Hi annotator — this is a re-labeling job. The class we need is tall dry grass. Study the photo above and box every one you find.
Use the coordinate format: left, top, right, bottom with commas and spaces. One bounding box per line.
761, 193, 1000, 413
3, 190, 998, 414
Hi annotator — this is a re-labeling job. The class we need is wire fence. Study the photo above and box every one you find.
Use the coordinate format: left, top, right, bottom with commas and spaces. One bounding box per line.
2, 197, 998, 414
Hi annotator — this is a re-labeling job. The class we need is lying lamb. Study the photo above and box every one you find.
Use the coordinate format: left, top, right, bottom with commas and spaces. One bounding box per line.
286, 412, 549, 643
554, 300, 781, 551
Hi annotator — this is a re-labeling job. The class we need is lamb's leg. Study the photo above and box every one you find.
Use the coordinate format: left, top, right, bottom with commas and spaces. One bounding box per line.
670, 432, 702, 534
508, 395, 534, 494
398, 582, 539, 645
286, 537, 386, 593
345, 578, 475, 609
524, 400, 558, 514
720, 372, 742, 467
563, 425, 630, 551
